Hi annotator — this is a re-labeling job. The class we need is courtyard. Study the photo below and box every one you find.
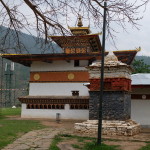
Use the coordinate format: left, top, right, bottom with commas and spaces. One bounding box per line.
0, 108, 150, 150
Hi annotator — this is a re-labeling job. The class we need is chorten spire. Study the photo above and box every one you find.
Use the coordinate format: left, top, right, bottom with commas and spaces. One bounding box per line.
77, 15, 83, 27
68, 15, 90, 35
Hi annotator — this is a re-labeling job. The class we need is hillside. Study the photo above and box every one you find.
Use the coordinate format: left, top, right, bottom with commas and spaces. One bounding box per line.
0, 26, 62, 90
0, 26, 62, 54
134, 56, 150, 65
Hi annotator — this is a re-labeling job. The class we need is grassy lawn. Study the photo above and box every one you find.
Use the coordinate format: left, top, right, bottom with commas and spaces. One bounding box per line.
0, 107, 21, 118
0, 108, 45, 149
50, 134, 150, 150
49, 134, 120, 150
139, 142, 150, 150
1, 108, 150, 150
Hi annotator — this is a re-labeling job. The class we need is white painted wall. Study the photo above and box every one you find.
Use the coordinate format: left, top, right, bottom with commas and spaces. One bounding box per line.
29, 83, 89, 96
131, 100, 150, 126
21, 104, 89, 120
31, 60, 88, 72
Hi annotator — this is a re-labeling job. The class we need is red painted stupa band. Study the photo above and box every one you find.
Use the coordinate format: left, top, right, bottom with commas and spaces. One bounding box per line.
89, 78, 131, 91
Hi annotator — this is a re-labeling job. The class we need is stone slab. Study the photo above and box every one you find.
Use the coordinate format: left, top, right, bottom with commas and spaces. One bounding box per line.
74, 120, 141, 136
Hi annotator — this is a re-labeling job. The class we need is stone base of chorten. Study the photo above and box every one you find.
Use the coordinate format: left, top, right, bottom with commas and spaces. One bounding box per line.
74, 120, 140, 136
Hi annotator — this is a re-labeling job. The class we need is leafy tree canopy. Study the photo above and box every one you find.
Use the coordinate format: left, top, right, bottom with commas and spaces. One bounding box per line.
132, 59, 150, 74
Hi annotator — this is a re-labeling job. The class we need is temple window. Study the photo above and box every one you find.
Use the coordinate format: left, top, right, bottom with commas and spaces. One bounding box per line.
72, 91, 79, 96
74, 60, 79, 67
52, 105, 55, 109
35, 104, 39, 109
61, 105, 64, 109
70, 104, 89, 109
44, 105, 47, 109
56, 105, 60, 109
31, 104, 34, 109
27, 104, 30, 109
26, 104, 65, 109
48, 105, 51, 109
26, 103, 89, 110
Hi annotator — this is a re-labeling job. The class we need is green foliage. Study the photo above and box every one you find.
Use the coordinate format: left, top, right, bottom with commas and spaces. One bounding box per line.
0, 108, 21, 117
0, 108, 45, 149
0, 26, 62, 54
49, 135, 62, 150
49, 134, 119, 150
139, 143, 150, 150
61, 134, 95, 142
132, 59, 150, 74
0, 57, 30, 89
72, 144, 82, 149
83, 142, 120, 150
135, 56, 150, 65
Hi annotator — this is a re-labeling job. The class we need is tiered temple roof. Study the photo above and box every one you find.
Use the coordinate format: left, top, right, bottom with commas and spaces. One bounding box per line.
0, 16, 140, 66
1, 49, 139, 66
50, 15, 102, 53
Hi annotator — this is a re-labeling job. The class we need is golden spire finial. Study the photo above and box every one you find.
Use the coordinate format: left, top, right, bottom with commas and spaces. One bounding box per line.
77, 15, 83, 27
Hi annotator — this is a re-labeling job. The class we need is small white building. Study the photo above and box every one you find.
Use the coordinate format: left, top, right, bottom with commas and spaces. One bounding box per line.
131, 73, 150, 127
20, 57, 91, 119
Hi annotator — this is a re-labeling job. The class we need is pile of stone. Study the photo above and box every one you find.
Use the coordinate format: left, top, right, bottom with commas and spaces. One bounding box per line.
74, 120, 140, 136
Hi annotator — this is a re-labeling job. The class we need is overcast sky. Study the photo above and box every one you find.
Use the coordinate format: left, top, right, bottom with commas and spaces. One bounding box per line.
2, 0, 150, 56
105, 2, 150, 56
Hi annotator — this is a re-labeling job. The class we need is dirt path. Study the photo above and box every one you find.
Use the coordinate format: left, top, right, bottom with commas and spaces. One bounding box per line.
2, 128, 60, 150
3, 116, 150, 150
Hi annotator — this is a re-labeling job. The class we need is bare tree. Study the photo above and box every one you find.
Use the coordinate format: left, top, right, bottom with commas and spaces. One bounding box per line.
0, 0, 149, 53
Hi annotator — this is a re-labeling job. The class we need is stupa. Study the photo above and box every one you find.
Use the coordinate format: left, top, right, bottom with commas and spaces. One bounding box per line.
75, 52, 140, 136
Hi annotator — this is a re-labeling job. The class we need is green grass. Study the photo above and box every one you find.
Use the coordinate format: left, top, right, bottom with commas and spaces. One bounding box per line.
83, 142, 120, 150
61, 134, 95, 142
49, 135, 62, 150
139, 143, 150, 150
49, 134, 120, 150
0, 108, 45, 149
0, 107, 21, 117
72, 144, 83, 149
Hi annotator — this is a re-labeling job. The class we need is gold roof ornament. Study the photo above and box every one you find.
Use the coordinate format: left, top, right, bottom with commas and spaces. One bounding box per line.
136, 46, 141, 51
68, 15, 91, 35
77, 15, 83, 27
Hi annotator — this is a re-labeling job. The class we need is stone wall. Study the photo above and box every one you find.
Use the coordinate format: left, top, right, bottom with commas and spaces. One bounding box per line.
89, 91, 131, 120
74, 120, 140, 136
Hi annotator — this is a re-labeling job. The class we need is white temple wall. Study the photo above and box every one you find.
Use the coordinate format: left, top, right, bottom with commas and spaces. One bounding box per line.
21, 104, 89, 120
30, 60, 88, 72
29, 83, 89, 96
131, 100, 150, 126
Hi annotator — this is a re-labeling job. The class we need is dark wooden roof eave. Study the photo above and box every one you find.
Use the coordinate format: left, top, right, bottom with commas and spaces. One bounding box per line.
1, 53, 101, 66
1, 50, 138, 66
50, 34, 102, 52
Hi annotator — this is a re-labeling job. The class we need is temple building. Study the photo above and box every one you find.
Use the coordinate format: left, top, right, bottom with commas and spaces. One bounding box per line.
1, 16, 140, 120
